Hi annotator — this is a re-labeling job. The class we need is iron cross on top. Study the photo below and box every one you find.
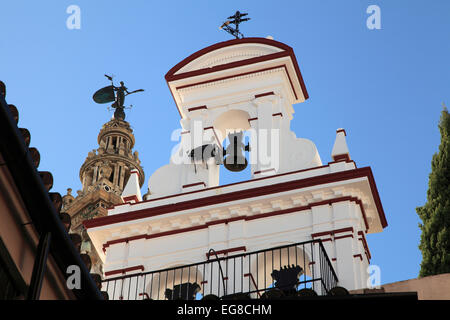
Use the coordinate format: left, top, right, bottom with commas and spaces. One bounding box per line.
219, 11, 251, 39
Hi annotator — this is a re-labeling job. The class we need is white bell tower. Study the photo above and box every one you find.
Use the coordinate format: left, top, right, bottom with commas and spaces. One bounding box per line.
147, 37, 322, 198
85, 38, 388, 299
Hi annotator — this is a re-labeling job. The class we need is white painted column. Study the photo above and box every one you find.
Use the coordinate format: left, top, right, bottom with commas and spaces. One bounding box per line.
253, 96, 276, 175
335, 235, 359, 290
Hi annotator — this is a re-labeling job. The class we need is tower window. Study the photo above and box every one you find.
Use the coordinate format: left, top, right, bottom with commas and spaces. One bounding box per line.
109, 169, 114, 183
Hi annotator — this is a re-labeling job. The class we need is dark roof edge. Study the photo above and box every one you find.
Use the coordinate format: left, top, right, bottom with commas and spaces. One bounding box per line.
0, 94, 102, 300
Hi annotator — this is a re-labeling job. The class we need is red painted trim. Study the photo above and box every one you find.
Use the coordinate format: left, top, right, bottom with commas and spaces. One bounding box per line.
188, 105, 207, 112
331, 258, 337, 262
334, 234, 354, 240
105, 265, 145, 277
130, 169, 140, 179
139, 293, 150, 300
164, 37, 311, 118
355, 198, 369, 233
108, 160, 353, 210
358, 231, 372, 260
166, 38, 291, 79
359, 241, 371, 262
207, 216, 244, 227
311, 227, 354, 238
166, 81, 183, 118
309, 262, 316, 265
86, 166, 386, 230
123, 195, 139, 203
255, 91, 275, 99
223, 277, 229, 281
174, 63, 287, 90
336, 129, 347, 136
312, 235, 353, 244
181, 131, 190, 135
206, 246, 246, 258
253, 168, 276, 175
101, 196, 365, 252
182, 182, 206, 189
102, 224, 210, 252
309, 197, 369, 234
328, 159, 357, 167
333, 154, 350, 162
246, 197, 363, 223
165, 38, 308, 101
272, 113, 283, 117
176, 65, 298, 101
200, 280, 208, 285
248, 117, 258, 123
103, 196, 370, 251
353, 254, 363, 261
243, 273, 261, 297
367, 170, 386, 227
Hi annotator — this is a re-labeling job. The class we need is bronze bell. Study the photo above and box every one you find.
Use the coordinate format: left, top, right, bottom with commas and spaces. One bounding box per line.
223, 132, 249, 172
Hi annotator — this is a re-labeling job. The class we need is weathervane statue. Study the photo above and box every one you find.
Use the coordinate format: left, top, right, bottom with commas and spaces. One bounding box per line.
92, 75, 144, 121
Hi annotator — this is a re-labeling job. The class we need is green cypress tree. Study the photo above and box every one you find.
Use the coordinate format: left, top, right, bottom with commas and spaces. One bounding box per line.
416, 106, 450, 277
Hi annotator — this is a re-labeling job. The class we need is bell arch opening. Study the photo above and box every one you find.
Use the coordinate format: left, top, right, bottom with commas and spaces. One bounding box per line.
213, 109, 252, 185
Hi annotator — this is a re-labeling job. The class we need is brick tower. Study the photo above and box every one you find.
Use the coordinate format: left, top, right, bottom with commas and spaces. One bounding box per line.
62, 116, 145, 274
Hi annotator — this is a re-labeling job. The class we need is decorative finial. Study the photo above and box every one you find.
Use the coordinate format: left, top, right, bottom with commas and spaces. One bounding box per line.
219, 11, 250, 39
92, 75, 144, 121
331, 128, 351, 162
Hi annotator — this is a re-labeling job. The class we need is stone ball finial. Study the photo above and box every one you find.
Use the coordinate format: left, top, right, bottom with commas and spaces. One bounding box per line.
62, 188, 75, 210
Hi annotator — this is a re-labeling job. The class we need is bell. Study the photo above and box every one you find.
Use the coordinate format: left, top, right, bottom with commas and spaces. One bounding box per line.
223, 132, 249, 172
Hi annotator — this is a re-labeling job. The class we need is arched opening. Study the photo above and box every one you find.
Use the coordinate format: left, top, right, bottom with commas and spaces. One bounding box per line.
248, 245, 314, 297
145, 265, 204, 300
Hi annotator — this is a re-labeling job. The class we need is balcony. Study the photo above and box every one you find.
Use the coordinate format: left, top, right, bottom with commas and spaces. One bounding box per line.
102, 240, 338, 300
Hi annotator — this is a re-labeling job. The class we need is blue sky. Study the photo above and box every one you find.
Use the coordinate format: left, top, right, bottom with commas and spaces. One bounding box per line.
1, 1, 449, 285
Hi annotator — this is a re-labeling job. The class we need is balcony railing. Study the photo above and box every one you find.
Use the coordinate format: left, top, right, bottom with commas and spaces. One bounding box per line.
102, 239, 338, 300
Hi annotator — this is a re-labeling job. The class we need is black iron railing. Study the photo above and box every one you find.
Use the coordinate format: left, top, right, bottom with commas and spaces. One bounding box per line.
102, 239, 338, 300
